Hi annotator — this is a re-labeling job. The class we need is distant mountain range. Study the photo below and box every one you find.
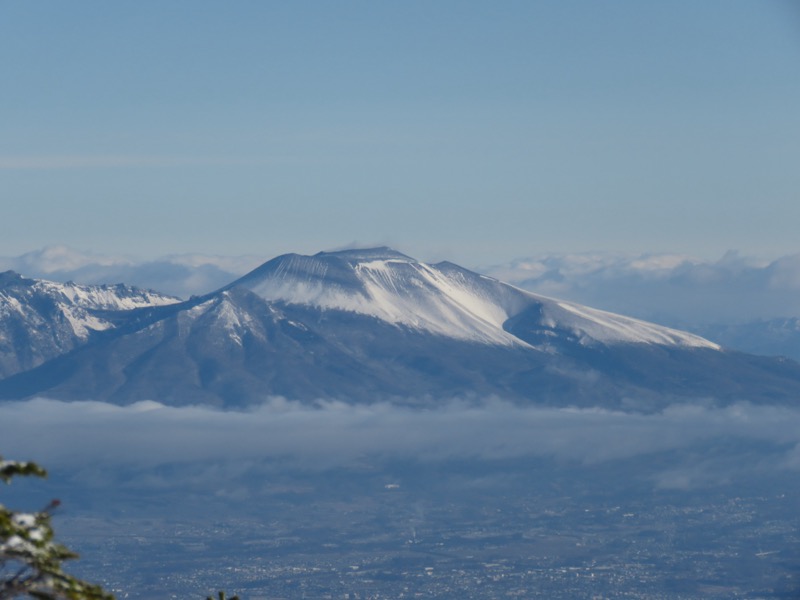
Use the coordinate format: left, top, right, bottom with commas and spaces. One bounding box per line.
2, 248, 799, 410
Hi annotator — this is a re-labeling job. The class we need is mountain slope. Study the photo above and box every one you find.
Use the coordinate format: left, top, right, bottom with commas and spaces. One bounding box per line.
0, 249, 798, 410
232, 248, 717, 350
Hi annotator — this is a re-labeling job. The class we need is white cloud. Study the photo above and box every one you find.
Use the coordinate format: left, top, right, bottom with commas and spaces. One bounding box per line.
3, 245, 134, 274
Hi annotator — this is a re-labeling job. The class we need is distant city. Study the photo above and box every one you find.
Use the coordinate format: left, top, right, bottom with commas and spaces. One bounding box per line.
53, 461, 800, 599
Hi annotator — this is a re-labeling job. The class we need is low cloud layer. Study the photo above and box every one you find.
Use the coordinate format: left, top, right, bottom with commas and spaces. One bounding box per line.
2, 398, 799, 490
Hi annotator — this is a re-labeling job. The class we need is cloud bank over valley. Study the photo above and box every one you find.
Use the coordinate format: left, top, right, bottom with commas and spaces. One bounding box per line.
2, 397, 799, 493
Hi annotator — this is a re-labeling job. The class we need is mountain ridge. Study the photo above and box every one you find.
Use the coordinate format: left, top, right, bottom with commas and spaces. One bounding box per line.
0, 249, 798, 410
0, 270, 178, 379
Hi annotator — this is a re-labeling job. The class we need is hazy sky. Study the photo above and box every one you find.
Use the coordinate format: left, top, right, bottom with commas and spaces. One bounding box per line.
2, 1, 799, 265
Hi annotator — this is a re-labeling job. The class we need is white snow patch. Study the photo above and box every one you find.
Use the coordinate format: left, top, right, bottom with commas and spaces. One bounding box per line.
250, 257, 526, 345
0, 294, 26, 318
214, 297, 255, 345
58, 304, 113, 338
46, 281, 178, 311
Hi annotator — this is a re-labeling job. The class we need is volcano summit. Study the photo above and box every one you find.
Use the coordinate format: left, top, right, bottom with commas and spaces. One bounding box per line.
1, 248, 798, 409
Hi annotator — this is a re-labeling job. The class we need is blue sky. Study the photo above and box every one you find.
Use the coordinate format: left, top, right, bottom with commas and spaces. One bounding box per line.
2, 1, 799, 265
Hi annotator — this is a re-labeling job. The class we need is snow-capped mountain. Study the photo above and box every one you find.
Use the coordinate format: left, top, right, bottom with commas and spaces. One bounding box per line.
232, 247, 718, 350
232, 248, 524, 346
0, 270, 179, 378
1, 249, 799, 409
